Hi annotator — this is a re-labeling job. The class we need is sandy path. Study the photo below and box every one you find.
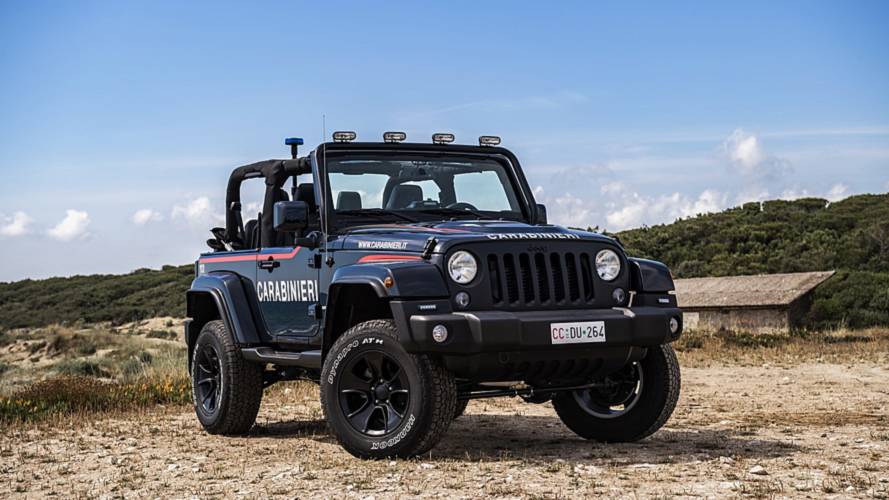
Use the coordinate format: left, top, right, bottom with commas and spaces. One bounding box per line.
2, 362, 888, 498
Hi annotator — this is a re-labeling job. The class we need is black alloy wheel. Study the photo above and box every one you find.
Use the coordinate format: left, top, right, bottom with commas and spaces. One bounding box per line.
573, 361, 644, 419
552, 344, 681, 443
195, 343, 223, 415
338, 350, 411, 436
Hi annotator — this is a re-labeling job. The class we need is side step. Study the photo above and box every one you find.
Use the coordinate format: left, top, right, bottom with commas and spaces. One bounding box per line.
241, 347, 322, 370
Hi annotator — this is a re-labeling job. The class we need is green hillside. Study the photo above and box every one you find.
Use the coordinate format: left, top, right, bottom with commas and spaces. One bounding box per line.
617, 193, 889, 328
1, 193, 887, 331
0, 265, 193, 330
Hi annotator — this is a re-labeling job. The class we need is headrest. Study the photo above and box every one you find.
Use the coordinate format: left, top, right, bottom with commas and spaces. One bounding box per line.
273, 188, 289, 202
385, 184, 423, 209
295, 183, 316, 211
337, 191, 362, 211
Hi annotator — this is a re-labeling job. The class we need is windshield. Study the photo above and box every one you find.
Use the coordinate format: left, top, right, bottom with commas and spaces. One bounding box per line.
325, 153, 526, 227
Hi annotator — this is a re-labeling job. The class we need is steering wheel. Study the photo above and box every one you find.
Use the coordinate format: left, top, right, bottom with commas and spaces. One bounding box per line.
446, 202, 479, 211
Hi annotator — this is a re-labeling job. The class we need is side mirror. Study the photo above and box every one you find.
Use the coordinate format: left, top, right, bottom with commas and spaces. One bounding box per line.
534, 203, 548, 225
273, 200, 308, 232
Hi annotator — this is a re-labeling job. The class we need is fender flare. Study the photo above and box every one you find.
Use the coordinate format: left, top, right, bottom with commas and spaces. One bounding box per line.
322, 262, 450, 351
329, 261, 449, 298
628, 257, 675, 293
186, 272, 265, 348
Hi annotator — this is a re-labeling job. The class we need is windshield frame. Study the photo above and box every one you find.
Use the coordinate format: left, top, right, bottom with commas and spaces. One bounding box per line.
315, 144, 535, 233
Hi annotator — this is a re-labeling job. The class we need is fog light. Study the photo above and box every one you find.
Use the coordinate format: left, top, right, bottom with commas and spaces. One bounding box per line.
612, 288, 626, 305
669, 317, 680, 334
454, 291, 471, 309
432, 324, 449, 343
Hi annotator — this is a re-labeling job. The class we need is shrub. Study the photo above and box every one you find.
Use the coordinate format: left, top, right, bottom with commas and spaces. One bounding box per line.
54, 359, 110, 378
0, 375, 190, 423
0, 361, 10, 376
146, 330, 176, 340
805, 270, 889, 329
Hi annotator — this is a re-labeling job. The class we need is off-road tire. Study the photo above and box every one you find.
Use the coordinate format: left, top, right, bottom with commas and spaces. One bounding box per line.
191, 320, 264, 435
553, 344, 680, 442
321, 320, 457, 459
453, 398, 469, 419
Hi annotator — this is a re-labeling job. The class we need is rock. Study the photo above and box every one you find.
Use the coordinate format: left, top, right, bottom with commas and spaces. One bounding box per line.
419, 463, 435, 470
718, 456, 735, 464
748, 465, 768, 476
631, 463, 656, 469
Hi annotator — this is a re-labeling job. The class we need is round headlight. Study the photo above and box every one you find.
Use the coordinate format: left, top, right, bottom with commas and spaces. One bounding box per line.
448, 251, 478, 284
595, 249, 621, 281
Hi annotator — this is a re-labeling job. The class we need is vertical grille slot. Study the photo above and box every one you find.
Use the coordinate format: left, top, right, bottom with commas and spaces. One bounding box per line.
503, 254, 519, 303
518, 253, 535, 303
487, 255, 502, 304
550, 253, 566, 302
534, 253, 550, 303
580, 253, 594, 301
565, 253, 580, 301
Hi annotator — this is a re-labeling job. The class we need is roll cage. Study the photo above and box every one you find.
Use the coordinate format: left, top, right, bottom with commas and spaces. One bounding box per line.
218, 142, 544, 250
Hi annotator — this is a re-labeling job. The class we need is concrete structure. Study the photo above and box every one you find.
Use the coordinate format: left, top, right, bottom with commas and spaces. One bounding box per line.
674, 271, 835, 333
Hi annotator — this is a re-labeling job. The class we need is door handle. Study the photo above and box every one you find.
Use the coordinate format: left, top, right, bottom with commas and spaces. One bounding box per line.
258, 258, 280, 271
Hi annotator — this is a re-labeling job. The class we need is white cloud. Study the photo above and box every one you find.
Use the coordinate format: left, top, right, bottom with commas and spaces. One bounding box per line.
779, 187, 811, 201
604, 189, 730, 231
132, 209, 163, 225
723, 128, 791, 178
172, 196, 224, 226
826, 183, 849, 202
47, 210, 91, 241
0, 211, 34, 237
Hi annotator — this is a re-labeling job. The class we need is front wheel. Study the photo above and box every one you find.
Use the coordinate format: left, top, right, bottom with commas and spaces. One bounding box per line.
553, 344, 680, 442
321, 320, 457, 459
191, 320, 264, 435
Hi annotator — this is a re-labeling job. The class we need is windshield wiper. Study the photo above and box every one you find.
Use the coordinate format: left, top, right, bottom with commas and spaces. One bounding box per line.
337, 209, 418, 223
415, 207, 497, 220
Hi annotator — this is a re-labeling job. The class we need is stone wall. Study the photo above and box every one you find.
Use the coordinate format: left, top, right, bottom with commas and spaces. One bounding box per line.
683, 307, 790, 334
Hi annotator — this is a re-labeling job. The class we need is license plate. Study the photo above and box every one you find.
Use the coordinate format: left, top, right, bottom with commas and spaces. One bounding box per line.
550, 321, 606, 344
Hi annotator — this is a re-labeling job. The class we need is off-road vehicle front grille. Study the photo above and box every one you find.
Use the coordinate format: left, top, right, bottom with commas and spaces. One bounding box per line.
486, 251, 596, 308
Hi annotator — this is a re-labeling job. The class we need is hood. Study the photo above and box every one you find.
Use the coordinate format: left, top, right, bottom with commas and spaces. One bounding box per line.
340, 220, 617, 253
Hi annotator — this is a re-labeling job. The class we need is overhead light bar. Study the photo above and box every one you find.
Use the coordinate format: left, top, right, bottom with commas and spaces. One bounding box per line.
383, 131, 407, 143
332, 131, 357, 143
432, 133, 455, 144
479, 135, 501, 146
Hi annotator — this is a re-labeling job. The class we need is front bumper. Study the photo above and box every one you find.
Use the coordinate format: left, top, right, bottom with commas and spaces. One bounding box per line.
392, 301, 682, 355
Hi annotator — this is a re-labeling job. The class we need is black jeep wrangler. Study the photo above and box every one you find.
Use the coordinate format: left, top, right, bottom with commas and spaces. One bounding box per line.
185, 132, 682, 458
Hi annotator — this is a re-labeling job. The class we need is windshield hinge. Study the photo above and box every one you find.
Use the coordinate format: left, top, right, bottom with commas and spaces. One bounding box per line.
421, 237, 437, 260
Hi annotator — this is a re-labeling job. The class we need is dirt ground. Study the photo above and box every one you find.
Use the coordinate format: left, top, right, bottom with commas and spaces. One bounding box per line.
2, 360, 888, 499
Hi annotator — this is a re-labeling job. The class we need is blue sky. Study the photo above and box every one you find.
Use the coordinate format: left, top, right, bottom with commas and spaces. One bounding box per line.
1, 1, 888, 281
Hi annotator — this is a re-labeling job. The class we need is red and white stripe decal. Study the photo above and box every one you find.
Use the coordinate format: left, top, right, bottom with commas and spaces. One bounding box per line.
356, 254, 423, 264
199, 246, 302, 264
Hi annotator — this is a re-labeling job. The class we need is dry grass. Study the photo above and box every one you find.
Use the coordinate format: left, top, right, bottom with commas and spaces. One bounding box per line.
0, 321, 187, 424
674, 326, 889, 367
0, 375, 189, 423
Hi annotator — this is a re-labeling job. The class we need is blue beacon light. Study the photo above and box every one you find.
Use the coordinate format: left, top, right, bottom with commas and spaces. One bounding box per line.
285, 137, 304, 159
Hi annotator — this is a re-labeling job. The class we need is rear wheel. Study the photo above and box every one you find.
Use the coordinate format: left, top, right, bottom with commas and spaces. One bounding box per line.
191, 320, 263, 435
453, 398, 469, 419
321, 320, 456, 458
553, 344, 680, 442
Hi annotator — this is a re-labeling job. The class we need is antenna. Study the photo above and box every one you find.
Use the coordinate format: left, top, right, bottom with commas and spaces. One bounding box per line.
319, 115, 331, 265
